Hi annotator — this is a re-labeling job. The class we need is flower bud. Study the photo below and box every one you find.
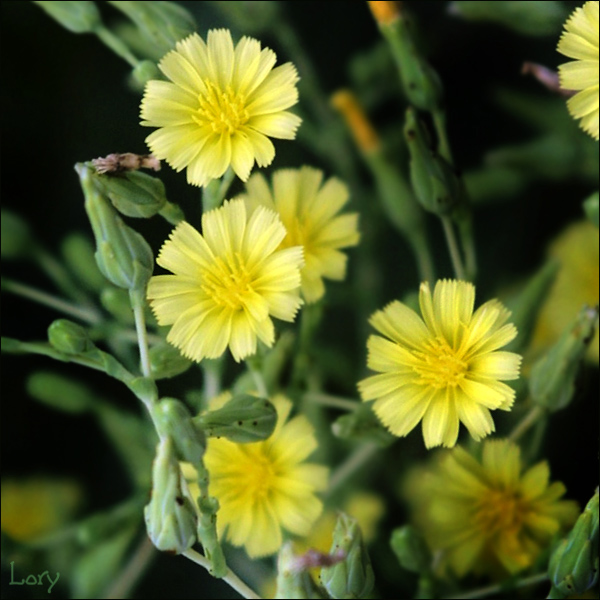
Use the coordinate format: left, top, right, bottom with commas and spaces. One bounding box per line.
149, 343, 192, 380
61, 233, 105, 292
549, 489, 598, 596
332, 402, 395, 447
33, 1, 101, 34
530, 305, 599, 411
131, 60, 161, 88
1, 209, 33, 260
320, 514, 375, 600
76, 163, 153, 290
100, 287, 135, 324
144, 437, 196, 553
194, 394, 277, 443
92, 170, 167, 219
48, 319, 94, 354
390, 525, 432, 574
27, 371, 94, 414
152, 398, 205, 464
404, 108, 460, 216
275, 543, 327, 599
583, 192, 599, 228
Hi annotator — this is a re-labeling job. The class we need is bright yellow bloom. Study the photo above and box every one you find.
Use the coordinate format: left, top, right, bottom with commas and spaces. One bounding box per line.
203, 395, 329, 558
237, 167, 360, 302
147, 199, 304, 362
557, 1, 599, 140
140, 29, 302, 186
1, 478, 82, 542
405, 440, 579, 577
531, 221, 599, 363
358, 280, 522, 448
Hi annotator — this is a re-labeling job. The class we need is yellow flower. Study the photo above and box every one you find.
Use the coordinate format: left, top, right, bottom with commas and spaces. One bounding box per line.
1, 478, 82, 542
531, 221, 599, 363
358, 280, 522, 448
146, 199, 304, 362
405, 439, 579, 577
237, 167, 360, 303
203, 395, 329, 558
140, 29, 302, 187
557, 1, 599, 140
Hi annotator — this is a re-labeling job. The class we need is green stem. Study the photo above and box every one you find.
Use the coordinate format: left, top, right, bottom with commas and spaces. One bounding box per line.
130, 289, 151, 379
441, 217, 466, 280
104, 536, 156, 600
303, 392, 359, 412
432, 109, 453, 164
95, 26, 139, 67
327, 443, 379, 497
247, 359, 268, 397
1, 277, 101, 323
509, 405, 545, 442
442, 572, 549, 600
182, 549, 261, 600
411, 235, 436, 285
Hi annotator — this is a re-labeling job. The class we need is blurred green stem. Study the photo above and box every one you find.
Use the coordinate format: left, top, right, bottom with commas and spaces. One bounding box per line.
441, 217, 466, 280
509, 405, 545, 442
303, 392, 359, 412
2, 277, 101, 323
105, 536, 156, 600
130, 288, 151, 379
328, 443, 379, 497
95, 25, 139, 67
183, 549, 261, 600
432, 109, 452, 163
442, 572, 549, 599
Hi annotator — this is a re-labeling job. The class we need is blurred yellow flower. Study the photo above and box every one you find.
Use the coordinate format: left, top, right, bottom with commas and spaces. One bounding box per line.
1, 478, 82, 542
405, 440, 579, 577
557, 1, 599, 140
531, 221, 599, 363
147, 199, 303, 362
238, 167, 360, 303
359, 280, 521, 448
141, 29, 302, 186
203, 395, 329, 558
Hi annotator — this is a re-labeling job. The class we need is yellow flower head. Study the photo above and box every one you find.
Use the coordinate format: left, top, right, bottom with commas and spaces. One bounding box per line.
146, 199, 304, 362
557, 1, 599, 140
237, 167, 360, 303
358, 280, 522, 449
405, 440, 579, 577
140, 29, 302, 186
203, 395, 329, 558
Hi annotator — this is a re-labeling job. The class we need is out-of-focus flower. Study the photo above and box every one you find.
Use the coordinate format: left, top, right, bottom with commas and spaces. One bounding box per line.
1, 478, 82, 542
238, 167, 360, 303
202, 395, 328, 558
358, 280, 521, 448
405, 439, 579, 577
140, 29, 301, 186
557, 1, 599, 140
147, 199, 303, 363
530, 221, 599, 364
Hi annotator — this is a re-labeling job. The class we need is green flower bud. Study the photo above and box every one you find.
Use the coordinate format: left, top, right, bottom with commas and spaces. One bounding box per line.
27, 371, 94, 414
505, 260, 559, 354
48, 319, 94, 354
33, 1, 101, 34
152, 398, 204, 464
371, 3, 443, 112
321, 514, 375, 600
100, 287, 135, 324
76, 163, 153, 290
450, 1, 568, 37
194, 394, 277, 443
332, 402, 395, 447
404, 108, 460, 216
1, 209, 33, 260
530, 305, 599, 411
390, 525, 432, 574
549, 490, 599, 596
107, 0, 196, 56
131, 60, 161, 88
583, 192, 599, 228
275, 543, 327, 600
149, 343, 192, 380
144, 437, 196, 554
61, 233, 105, 292
92, 170, 167, 219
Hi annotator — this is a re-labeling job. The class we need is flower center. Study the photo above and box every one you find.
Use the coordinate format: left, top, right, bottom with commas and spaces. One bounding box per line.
244, 453, 276, 499
412, 338, 468, 388
202, 253, 253, 311
194, 81, 249, 135
475, 488, 527, 536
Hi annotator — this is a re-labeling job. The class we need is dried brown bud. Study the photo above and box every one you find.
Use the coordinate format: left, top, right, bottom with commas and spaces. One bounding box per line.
92, 153, 161, 174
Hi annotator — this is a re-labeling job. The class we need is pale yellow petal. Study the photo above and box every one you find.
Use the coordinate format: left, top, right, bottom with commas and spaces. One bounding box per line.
372, 385, 434, 437
369, 301, 430, 351
456, 397, 495, 442
422, 391, 459, 448
248, 112, 302, 139
559, 60, 599, 91
468, 351, 522, 380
